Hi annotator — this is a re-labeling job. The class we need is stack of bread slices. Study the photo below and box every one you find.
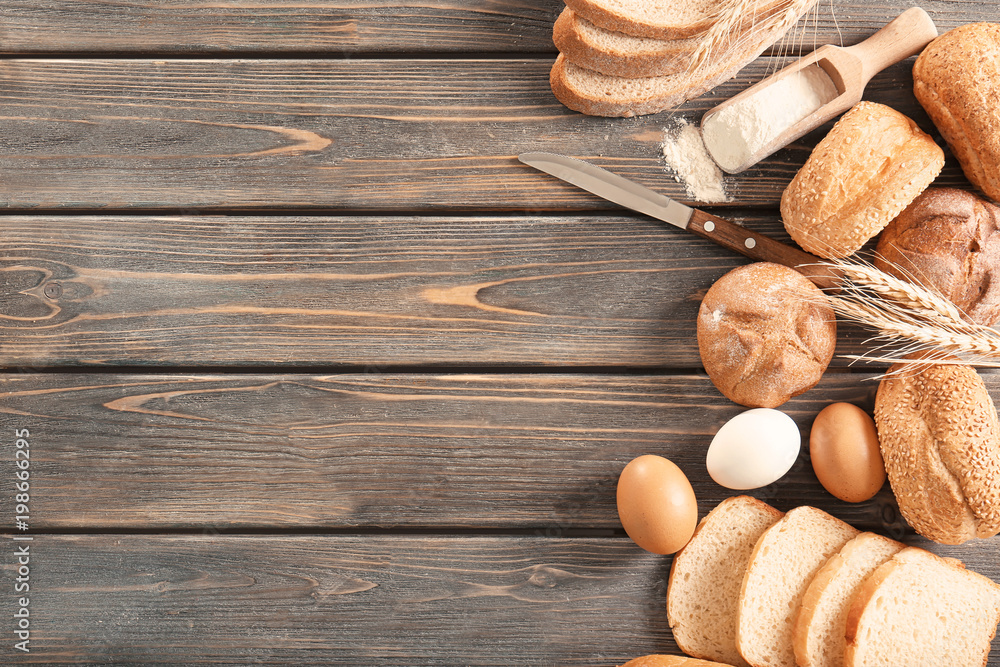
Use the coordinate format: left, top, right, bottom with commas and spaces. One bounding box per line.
667, 497, 1000, 667
550, 0, 819, 117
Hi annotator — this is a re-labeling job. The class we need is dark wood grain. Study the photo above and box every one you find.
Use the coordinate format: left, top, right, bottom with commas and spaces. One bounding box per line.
0, 1, 988, 54
0, 370, 980, 532
0, 58, 972, 212
0, 533, 997, 665
0, 213, 894, 369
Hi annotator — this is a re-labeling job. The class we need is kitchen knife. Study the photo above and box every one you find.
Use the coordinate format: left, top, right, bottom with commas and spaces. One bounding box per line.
517, 152, 839, 290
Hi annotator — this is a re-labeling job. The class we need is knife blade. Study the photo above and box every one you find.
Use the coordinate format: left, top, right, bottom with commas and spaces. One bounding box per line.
517, 152, 839, 290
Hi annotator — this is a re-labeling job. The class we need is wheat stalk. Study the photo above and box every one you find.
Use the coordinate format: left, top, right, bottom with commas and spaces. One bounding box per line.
689, 0, 816, 71
816, 257, 1000, 369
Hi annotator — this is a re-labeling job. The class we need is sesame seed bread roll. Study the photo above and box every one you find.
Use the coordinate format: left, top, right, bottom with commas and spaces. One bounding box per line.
780, 101, 944, 259
913, 23, 1000, 202
873, 357, 1000, 544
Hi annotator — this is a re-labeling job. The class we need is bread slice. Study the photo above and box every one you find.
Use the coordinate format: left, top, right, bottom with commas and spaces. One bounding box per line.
735, 506, 860, 667
792, 532, 905, 667
620, 654, 738, 666
667, 496, 783, 667
562, 0, 725, 40
549, 0, 814, 117
549, 40, 759, 118
553, 8, 699, 78
845, 547, 1000, 667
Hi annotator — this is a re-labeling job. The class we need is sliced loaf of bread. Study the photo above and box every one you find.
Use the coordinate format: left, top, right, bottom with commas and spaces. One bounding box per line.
844, 547, 1000, 667
553, 8, 699, 78
549, 0, 815, 117
792, 532, 904, 667
667, 496, 783, 666
620, 654, 739, 666
735, 506, 859, 667
562, 0, 725, 40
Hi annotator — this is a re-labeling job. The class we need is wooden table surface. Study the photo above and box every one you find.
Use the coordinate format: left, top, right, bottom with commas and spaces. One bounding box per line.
1, 1, 997, 664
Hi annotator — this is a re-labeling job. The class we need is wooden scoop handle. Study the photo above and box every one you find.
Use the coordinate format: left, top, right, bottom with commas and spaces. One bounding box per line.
844, 7, 938, 85
688, 210, 842, 290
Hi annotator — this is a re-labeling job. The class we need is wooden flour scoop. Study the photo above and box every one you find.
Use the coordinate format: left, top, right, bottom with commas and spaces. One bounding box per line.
701, 7, 938, 174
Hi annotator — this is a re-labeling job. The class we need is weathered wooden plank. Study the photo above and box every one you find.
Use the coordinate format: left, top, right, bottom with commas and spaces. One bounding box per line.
0, 371, 978, 532
0, 1, 986, 54
0, 534, 997, 665
0, 58, 970, 212
0, 213, 891, 368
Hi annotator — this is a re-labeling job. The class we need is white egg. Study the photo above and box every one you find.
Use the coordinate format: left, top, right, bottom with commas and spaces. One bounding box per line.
706, 408, 801, 490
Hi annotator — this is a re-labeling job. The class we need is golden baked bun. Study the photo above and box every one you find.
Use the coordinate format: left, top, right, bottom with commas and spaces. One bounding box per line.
874, 357, 1000, 544
781, 101, 944, 259
914, 23, 1000, 202
697, 262, 836, 409
874, 188, 1000, 325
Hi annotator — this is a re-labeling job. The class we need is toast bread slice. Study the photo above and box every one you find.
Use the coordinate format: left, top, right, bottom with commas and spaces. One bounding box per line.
792, 532, 904, 667
735, 506, 859, 667
667, 496, 783, 666
844, 547, 1000, 667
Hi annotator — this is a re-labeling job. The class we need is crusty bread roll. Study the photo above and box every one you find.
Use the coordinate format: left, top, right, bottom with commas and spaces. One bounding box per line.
913, 23, 1000, 202
780, 101, 944, 258
873, 357, 1000, 544
874, 188, 1000, 325
697, 262, 836, 408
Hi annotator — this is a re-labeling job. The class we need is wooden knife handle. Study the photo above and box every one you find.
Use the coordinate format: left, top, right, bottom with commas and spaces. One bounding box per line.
688, 209, 842, 291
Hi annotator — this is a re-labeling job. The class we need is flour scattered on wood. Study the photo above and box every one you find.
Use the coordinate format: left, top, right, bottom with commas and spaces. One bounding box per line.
660, 118, 729, 203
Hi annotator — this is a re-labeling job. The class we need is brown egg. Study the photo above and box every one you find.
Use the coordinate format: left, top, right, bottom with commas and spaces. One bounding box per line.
809, 402, 886, 502
616, 454, 698, 554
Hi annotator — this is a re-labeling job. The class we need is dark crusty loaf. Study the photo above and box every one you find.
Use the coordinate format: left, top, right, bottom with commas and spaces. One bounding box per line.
913, 23, 1000, 202
696, 262, 836, 409
874, 187, 1000, 325
874, 357, 1000, 544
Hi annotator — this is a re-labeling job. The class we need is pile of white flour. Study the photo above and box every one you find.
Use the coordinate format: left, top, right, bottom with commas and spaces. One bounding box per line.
660, 117, 729, 203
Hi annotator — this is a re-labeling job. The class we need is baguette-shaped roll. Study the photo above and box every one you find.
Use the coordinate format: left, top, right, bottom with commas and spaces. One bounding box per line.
914, 23, 1000, 202
780, 102, 944, 258
874, 358, 1000, 544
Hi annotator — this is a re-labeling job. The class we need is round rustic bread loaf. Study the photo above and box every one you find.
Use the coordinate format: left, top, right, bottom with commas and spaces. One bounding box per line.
697, 262, 836, 408
781, 101, 944, 259
914, 23, 1000, 202
874, 357, 1000, 544
874, 188, 1000, 325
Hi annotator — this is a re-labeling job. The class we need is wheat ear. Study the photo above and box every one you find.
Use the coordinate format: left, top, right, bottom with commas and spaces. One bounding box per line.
817, 257, 1000, 367
689, 0, 815, 71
